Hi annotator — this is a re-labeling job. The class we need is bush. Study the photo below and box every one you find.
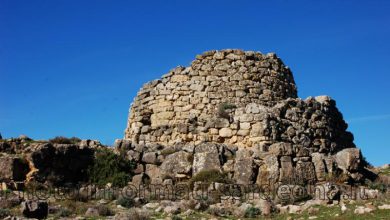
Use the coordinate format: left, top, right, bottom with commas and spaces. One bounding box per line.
244, 206, 261, 218
49, 136, 81, 144
97, 204, 114, 216
172, 215, 182, 220
116, 196, 135, 208
88, 148, 135, 187
56, 208, 72, 217
0, 209, 10, 218
366, 178, 388, 193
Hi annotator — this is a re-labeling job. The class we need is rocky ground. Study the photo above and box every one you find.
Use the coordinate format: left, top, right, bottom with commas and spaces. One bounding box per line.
0, 136, 389, 220
0, 168, 389, 220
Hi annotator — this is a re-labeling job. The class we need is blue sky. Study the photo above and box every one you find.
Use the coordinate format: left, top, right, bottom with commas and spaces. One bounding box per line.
1, 0, 389, 166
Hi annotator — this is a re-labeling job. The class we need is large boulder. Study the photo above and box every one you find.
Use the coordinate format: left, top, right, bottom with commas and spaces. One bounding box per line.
311, 153, 327, 181
142, 152, 158, 164
233, 149, 256, 184
335, 148, 361, 172
27, 143, 95, 185
253, 199, 274, 216
269, 142, 293, 156
257, 154, 279, 186
145, 164, 162, 184
0, 155, 29, 182
279, 156, 294, 183
160, 151, 192, 179
294, 161, 316, 184
193, 143, 222, 175
21, 200, 48, 219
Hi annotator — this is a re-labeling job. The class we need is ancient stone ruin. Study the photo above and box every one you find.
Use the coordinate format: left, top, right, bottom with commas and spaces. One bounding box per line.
0, 49, 384, 219
120, 49, 366, 186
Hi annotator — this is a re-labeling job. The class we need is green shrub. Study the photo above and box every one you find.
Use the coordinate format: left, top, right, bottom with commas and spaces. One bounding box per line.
97, 204, 114, 216
218, 103, 236, 119
244, 206, 261, 218
49, 136, 81, 144
172, 215, 182, 220
57, 208, 72, 217
88, 148, 135, 187
116, 196, 134, 208
381, 167, 390, 176
0, 189, 12, 196
0, 209, 10, 218
366, 179, 388, 193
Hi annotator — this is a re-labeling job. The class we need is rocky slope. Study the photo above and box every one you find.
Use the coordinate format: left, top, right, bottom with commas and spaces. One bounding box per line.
0, 136, 103, 189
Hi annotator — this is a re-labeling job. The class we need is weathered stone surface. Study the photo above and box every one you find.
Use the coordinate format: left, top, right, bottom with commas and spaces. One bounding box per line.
125, 49, 300, 147
133, 163, 144, 174
145, 164, 162, 184
269, 142, 293, 156
0, 155, 29, 182
118, 49, 368, 190
233, 149, 255, 184
160, 151, 192, 178
142, 152, 157, 164
378, 204, 390, 210
253, 199, 273, 216
219, 128, 233, 138
85, 207, 99, 217
311, 153, 327, 181
294, 161, 316, 184
257, 155, 279, 185
192, 143, 221, 175
193, 151, 221, 175
279, 156, 294, 183
314, 182, 340, 201
335, 148, 361, 172
131, 173, 148, 185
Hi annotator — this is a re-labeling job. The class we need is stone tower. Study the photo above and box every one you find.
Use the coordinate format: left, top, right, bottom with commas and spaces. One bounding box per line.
125, 49, 354, 151
121, 49, 363, 185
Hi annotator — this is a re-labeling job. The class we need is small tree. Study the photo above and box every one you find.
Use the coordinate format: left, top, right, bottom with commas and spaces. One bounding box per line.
88, 148, 135, 187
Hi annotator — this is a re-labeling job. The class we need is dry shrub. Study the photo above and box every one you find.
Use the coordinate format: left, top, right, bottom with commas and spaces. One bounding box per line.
49, 136, 81, 144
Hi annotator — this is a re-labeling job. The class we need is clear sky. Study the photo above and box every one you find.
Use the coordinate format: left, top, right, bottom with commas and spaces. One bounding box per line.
1, 1, 389, 166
